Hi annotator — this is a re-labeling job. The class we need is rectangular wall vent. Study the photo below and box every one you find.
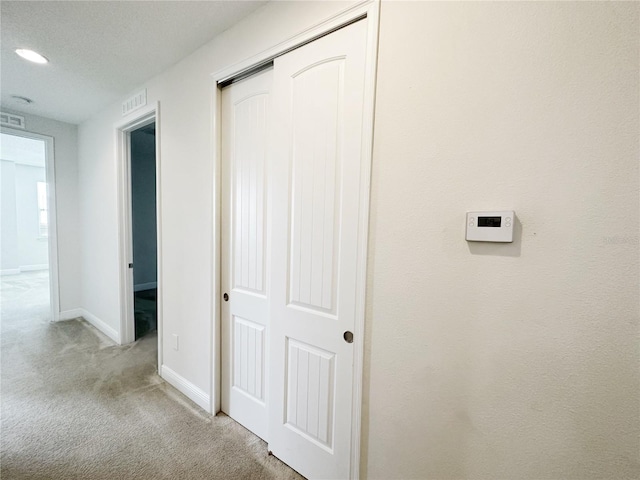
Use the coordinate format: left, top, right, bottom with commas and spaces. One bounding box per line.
0, 112, 25, 129
122, 89, 147, 116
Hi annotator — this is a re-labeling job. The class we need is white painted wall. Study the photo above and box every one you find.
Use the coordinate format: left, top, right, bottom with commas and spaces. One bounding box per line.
130, 128, 156, 290
15, 164, 48, 268
0, 160, 19, 273
77, 1, 355, 401
363, 2, 639, 479
0, 111, 80, 312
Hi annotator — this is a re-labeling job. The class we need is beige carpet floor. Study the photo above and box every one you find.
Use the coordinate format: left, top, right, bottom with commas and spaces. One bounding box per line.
0, 271, 303, 480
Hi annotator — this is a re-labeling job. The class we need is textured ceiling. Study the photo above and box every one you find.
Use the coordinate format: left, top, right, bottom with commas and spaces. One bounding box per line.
0, 1, 267, 124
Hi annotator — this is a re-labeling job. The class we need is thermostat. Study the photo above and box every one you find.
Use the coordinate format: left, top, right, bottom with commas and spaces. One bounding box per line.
466, 211, 514, 243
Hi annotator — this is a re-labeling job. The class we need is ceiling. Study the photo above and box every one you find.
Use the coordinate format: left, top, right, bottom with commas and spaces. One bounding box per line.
0, 1, 267, 125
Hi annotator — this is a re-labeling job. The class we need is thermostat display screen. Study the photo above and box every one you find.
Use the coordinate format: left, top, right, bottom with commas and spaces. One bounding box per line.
478, 216, 502, 227
467, 211, 514, 242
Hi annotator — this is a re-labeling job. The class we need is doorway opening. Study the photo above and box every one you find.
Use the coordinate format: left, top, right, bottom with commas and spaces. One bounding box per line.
0, 129, 59, 330
116, 105, 161, 364
130, 123, 157, 340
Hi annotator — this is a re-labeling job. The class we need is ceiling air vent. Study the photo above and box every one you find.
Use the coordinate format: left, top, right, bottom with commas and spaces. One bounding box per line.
122, 89, 147, 117
0, 112, 25, 129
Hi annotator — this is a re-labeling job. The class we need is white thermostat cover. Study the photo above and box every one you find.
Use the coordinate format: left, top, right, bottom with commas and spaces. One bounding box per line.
466, 211, 514, 243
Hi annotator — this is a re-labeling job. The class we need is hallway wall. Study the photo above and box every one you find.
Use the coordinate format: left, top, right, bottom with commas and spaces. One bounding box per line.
363, 2, 639, 479
15, 163, 48, 269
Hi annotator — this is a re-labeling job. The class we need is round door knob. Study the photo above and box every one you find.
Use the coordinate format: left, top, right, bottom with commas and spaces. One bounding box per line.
223, 293, 229, 302
343, 331, 354, 343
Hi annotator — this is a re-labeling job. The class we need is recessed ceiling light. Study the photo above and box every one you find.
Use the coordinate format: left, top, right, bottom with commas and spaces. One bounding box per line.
15, 48, 48, 64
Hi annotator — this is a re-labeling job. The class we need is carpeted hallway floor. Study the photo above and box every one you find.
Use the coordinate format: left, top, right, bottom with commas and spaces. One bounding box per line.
0, 271, 303, 480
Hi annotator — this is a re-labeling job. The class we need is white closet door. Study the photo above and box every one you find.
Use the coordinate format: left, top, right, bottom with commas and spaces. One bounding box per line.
268, 20, 368, 479
221, 68, 273, 441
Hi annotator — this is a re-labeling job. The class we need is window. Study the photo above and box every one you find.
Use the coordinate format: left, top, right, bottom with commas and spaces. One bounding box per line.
36, 181, 48, 237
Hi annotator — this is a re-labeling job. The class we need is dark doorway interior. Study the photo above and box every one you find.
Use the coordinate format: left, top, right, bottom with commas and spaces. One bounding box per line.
134, 288, 156, 339
130, 123, 157, 340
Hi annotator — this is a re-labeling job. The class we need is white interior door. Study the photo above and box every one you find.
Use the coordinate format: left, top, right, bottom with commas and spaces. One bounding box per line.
268, 20, 368, 479
221, 68, 273, 441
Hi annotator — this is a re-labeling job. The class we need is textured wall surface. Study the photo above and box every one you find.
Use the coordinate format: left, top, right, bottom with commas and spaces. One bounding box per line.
363, 2, 639, 479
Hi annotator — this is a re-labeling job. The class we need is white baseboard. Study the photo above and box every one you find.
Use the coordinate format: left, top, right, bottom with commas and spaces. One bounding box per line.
21, 264, 48, 272
57, 308, 83, 321
1, 265, 49, 275
79, 308, 120, 344
134, 281, 157, 292
161, 365, 211, 412
1, 268, 21, 276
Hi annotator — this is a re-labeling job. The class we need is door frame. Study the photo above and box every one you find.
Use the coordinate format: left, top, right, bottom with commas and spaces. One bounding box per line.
210, 1, 380, 477
1, 127, 60, 322
115, 103, 163, 367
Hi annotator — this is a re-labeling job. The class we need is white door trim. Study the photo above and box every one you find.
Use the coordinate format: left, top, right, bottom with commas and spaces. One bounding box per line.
350, 5, 380, 478
210, 2, 380, 477
1, 127, 60, 323
115, 103, 163, 367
